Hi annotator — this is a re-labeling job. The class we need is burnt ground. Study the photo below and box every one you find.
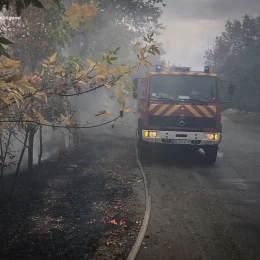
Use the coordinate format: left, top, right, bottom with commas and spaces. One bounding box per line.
0, 133, 144, 260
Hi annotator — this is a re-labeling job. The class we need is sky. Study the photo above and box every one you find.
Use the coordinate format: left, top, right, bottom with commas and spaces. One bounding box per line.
157, 0, 260, 70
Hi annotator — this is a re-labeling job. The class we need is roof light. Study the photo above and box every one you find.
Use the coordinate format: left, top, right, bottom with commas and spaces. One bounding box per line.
204, 66, 210, 73
155, 65, 162, 72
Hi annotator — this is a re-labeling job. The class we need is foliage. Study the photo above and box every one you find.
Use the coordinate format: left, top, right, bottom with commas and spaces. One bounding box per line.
204, 14, 260, 112
0, 33, 160, 128
62, 1, 98, 31
0, 57, 46, 109
0, 0, 162, 195
0, 0, 57, 57
0, 0, 165, 59
70, 0, 166, 58
1, 0, 97, 73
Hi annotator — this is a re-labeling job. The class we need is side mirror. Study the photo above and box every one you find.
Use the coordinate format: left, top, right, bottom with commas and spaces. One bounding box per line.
132, 77, 146, 100
228, 84, 235, 96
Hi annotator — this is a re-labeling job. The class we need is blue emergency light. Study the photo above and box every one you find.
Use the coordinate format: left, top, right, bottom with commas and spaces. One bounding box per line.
204, 66, 210, 73
155, 65, 162, 72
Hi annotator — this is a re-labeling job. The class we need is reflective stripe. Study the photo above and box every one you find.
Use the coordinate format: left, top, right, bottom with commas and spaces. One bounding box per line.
164, 105, 180, 116
208, 106, 217, 113
197, 106, 213, 118
149, 104, 157, 111
154, 105, 169, 116
185, 105, 202, 117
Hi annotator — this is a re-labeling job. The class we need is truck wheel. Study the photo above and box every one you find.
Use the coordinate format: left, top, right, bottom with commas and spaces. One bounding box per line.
137, 138, 149, 160
204, 145, 218, 164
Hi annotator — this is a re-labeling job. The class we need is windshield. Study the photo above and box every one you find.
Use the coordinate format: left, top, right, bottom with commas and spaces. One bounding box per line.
149, 75, 217, 103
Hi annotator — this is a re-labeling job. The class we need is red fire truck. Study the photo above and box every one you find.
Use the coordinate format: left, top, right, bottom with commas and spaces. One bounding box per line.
133, 66, 234, 164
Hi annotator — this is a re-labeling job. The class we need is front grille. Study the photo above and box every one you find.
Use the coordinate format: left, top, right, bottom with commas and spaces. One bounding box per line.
149, 116, 216, 129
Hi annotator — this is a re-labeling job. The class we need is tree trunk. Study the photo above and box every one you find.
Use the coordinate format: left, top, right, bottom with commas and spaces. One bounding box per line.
28, 125, 35, 175
0, 134, 5, 197
0, 129, 12, 198
38, 125, 43, 169
9, 127, 29, 198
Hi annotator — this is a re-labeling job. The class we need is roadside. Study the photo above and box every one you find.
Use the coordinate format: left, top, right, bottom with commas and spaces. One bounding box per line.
222, 108, 260, 125
0, 132, 145, 260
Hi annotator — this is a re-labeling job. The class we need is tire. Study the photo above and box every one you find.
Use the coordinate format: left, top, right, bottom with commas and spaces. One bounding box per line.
137, 135, 149, 160
204, 145, 218, 164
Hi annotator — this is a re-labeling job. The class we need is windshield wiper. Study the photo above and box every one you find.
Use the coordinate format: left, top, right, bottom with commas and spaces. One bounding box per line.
156, 92, 175, 101
180, 98, 208, 104
154, 97, 179, 102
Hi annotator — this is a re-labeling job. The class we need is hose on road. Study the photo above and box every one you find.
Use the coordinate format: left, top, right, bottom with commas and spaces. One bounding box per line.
126, 130, 152, 260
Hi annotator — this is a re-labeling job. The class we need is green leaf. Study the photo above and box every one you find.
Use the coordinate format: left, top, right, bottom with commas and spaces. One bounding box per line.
31, 0, 44, 8
0, 48, 11, 59
154, 48, 160, 55
109, 57, 118, 61
113, 47, 121, 55
24, 0, 32, 8
0, 37, 14, 45
17, 0, 25, 9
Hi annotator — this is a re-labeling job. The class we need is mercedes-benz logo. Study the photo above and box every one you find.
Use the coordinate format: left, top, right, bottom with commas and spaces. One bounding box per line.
178, 117, 187, 127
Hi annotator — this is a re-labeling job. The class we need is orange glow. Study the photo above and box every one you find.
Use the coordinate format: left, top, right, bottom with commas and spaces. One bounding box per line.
110, 219, 117, 225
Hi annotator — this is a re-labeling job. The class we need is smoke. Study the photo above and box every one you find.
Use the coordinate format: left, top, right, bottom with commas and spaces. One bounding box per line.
70, 88, 138, 137
2, 2, 164, 176
3, 126, 65, 175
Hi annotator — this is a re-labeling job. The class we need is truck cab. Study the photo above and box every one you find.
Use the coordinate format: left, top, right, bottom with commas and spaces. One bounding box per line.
133, 66, 234, 164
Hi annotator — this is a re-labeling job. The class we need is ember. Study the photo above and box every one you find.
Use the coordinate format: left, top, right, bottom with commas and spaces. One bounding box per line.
110, 219, 117, 225
109, 219, 127, 228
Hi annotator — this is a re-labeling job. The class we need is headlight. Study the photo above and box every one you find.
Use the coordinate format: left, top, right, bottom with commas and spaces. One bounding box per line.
206, 133, 219, 140
206, 134, 214, 140
144, 131, 157, 138
149, 131, 157, 137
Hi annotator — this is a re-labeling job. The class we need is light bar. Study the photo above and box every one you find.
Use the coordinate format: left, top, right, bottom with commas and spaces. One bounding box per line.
171, 67, 190, 72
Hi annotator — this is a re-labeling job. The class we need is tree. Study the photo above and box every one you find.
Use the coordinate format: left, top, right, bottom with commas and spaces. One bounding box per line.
0, 0, 166, 58
1, 1, 98, 72
71, 0, 165, 57
1, 1, 99, 175
1, 0, 162, 198
0, 32, 161, 196
204, 14, 260, 112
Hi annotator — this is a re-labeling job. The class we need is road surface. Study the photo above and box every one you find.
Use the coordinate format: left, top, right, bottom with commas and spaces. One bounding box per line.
136, 117, 260, 260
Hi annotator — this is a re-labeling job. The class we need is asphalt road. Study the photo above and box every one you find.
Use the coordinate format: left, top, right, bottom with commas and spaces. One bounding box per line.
136, 117, 260, 260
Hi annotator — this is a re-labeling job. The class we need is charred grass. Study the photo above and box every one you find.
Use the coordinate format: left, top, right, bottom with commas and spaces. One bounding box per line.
0, 134, 142, 260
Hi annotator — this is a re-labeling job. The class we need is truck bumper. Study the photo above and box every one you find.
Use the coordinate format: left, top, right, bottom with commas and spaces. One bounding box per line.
142, 130, 221, 146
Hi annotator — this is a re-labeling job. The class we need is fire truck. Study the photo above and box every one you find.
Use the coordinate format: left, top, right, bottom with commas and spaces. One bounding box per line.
133, 66, 234, 164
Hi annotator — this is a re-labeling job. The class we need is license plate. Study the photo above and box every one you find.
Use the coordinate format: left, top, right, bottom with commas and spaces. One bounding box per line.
171, 139, 191, 144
